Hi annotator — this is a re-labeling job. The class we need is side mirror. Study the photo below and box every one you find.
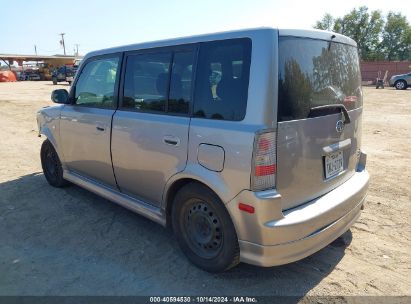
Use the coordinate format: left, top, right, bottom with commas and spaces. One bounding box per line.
51, 89, 70, 104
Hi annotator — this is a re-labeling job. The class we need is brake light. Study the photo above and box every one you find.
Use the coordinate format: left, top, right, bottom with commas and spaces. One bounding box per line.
251, 130, 276, 191
255, 164, 276, 176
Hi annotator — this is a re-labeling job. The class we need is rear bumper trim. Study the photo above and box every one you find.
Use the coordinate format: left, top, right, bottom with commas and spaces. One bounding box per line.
226, 169, 369, 266
239, 198, 363, 267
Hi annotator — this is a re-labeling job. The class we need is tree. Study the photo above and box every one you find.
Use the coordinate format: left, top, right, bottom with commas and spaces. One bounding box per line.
313, 7, 411, 61
314, 13, 334, 31
379, 12, 411, 60
315, 7, 384, 60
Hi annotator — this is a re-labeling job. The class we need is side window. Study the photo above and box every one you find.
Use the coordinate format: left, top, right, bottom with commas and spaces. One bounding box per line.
123, 53, 171, 113
168, 51, 195, 114
193, 38, 251, 121
75, 57, 119, 108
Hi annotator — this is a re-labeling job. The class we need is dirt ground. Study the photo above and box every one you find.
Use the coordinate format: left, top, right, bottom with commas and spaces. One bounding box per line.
0, 81, 410, 297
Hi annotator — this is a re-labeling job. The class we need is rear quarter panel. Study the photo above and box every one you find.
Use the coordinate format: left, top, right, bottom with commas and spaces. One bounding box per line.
170, 29, 279, 205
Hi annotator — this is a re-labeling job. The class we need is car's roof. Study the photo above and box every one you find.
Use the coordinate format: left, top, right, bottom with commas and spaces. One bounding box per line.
85, 27, 357, 60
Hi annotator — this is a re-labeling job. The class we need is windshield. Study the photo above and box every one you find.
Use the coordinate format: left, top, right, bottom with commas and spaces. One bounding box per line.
278, 36, 362, 122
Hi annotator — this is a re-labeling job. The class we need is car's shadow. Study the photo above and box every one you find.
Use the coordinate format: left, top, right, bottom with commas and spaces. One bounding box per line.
44, 83, 71, 86
0, 173, 352, 296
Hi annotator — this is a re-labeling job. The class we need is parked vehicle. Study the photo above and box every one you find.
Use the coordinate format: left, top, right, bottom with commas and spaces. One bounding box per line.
27, 73, 41, 81
17, 71, 27, 81
389, 72, 411, 90
37, 28, 369, 272
18, 71, 41, 81
52, 66, 76, 85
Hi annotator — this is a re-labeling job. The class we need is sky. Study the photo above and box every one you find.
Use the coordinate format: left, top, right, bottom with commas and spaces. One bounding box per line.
0, 0, 410, 57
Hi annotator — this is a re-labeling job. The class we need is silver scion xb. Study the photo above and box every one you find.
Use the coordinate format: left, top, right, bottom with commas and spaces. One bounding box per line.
37, 28, 369, 272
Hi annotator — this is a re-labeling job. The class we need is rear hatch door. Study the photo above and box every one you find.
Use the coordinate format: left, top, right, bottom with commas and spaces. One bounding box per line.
276, 36, 363, 210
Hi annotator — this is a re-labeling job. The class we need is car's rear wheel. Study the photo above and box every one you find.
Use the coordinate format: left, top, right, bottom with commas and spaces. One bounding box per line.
394, 80, 407, 90
172, 182, 240, 272
40, 139, 69, 187
52, 77, 57, 85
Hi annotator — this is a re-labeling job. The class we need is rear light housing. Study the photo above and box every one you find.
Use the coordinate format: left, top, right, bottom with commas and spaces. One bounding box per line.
251, 130, 277, 191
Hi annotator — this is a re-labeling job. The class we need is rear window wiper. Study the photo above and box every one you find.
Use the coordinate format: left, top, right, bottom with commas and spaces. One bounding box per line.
328, 34, 336, 51
309, 104, 351, 124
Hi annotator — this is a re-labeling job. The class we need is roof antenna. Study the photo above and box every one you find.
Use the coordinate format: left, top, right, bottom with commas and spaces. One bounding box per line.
328, 34, 336, 51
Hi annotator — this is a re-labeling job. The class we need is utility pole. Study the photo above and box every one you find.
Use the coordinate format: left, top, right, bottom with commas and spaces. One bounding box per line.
34, 45, 37, 56
74, 44, 79, 56
59, 33, 66, 55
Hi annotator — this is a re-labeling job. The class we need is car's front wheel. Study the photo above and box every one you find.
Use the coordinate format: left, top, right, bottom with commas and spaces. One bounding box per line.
172, 182, 240, 272
40, 139, 69, 187
394, 80, 407, 90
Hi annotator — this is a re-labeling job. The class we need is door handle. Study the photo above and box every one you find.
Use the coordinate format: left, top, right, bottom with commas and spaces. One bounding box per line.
309, 104, 351, 124
163, 135, 180, 146
96, 126, 105, 131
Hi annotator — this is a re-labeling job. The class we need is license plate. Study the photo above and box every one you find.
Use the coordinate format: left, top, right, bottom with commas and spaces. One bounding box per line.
325, 150, 344, 179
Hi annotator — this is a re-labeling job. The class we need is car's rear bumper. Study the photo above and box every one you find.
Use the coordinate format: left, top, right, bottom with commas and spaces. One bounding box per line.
226, 168, 369, 267
239, 197, 363, 266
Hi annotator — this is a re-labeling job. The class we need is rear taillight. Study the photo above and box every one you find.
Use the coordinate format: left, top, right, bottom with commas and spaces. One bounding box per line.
251, 130, 276, 191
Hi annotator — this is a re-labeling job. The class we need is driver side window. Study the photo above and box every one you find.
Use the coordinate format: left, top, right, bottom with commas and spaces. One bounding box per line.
75, 57, 119, 108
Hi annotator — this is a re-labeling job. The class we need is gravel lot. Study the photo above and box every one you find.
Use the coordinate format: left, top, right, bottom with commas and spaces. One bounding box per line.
0, 81, 410, 297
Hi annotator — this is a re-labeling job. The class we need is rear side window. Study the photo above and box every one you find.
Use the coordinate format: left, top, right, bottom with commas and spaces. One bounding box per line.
122, 50, 195, 115
193, 38, 251, 121
168, 51, 195, 114
123, 53, 171, 113
278, 37, 363, 122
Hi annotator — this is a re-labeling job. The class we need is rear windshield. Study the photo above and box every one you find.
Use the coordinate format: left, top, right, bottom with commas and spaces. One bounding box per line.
278, 36, 363, 122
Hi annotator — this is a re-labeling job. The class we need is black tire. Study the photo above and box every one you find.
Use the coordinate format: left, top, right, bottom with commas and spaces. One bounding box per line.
40, 139, 69, 187
172, 182, 240, 272
52, 78, 57, 85
394, 80, 407, 90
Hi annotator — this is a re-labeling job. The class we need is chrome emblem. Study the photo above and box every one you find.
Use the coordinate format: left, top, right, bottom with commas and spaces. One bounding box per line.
336, 120, 344, 133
